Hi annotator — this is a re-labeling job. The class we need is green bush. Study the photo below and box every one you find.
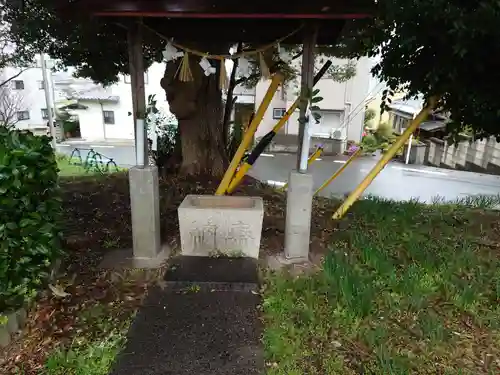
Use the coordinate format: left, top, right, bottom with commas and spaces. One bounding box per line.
153, 122, 180, 171
0, 128, 62, 313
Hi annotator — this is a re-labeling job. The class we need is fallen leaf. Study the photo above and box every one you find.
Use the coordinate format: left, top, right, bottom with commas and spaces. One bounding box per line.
49, 284, 71, 298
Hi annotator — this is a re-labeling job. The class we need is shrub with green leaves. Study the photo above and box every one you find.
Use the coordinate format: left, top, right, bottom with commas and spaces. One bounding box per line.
0, 128, 62, 313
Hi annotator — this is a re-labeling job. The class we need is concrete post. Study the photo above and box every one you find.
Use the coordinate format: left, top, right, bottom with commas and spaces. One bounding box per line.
284, 171, 314, 260
129, 166, 161, 259
284, 25, 317, 260
126, 20, 162, 261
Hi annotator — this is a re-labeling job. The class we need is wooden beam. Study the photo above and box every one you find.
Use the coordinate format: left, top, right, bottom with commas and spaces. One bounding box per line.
296, 24, 317, 172
127, 20, 148, 166
94, 12, 371, 19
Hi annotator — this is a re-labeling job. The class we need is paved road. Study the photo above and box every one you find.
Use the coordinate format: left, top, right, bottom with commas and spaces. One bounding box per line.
250, 153, 500, 203
57, 142, 500, 203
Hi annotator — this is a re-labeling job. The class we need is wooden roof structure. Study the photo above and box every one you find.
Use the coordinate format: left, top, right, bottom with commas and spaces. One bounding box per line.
55, 0, 375, 45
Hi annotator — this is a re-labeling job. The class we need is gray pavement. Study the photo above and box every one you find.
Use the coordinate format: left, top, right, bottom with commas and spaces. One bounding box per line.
57, 141, 500, 203
250, 153, 500, 203
57, 141, 136, 167
109, 256, 262, 375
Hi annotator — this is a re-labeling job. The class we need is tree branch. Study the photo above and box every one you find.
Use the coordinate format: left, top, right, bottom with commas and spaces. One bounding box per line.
291, 50, 303, 60
0, 68, 30, 89
222, 42, 242, 148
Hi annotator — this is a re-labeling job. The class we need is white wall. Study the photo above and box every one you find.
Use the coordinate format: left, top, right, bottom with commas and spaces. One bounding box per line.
72, 100, 133, 140
253, 56, 371, 142
0, 64, 55, 130
254, 81, 288, 137
233, 84, 256, 104
73, 102, 105, 140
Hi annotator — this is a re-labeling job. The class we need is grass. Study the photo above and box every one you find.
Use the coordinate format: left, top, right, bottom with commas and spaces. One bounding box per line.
56, 155, 90, 177
56, 154, 125, 177
43, 332, 124, 375
42, 305, 131, 375
263, 196, 500, 374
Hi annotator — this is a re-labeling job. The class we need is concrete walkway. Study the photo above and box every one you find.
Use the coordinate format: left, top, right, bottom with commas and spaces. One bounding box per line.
109, 257, 263, 375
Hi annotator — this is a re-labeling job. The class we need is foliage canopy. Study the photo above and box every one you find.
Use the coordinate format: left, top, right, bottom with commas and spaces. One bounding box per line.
355, 0, 500, 138
4, 0, 500, 139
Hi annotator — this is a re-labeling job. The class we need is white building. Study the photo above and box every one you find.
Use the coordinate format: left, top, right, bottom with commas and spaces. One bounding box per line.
53, 62, 170, 141
0, 63, 56, 134
253, 56, 372, 143
1, 55, 372, 147
0, 59, 171, 141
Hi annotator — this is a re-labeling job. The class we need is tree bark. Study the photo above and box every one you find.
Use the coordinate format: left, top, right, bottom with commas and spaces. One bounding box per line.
160, 46, 229, 176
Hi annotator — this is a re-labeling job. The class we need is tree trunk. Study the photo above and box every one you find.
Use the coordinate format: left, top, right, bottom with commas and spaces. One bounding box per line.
160, 47, 229, 176
222, 42, 242, 147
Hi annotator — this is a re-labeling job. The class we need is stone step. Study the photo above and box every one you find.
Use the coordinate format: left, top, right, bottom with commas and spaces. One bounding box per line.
109, 256, 262, 375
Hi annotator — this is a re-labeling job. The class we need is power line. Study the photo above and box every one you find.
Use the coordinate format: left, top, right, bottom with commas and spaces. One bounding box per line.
335, 81, 385, 135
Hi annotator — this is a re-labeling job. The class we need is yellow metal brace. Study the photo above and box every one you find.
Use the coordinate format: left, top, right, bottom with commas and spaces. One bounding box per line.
215, 73, 283, 195
315, 147, 362, 195
332, 96, 438, 220
226, 88, 311, 194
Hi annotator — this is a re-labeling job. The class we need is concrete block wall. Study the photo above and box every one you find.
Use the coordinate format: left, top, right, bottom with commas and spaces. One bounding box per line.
265, 134, 345, 155
425, 136, 500, 175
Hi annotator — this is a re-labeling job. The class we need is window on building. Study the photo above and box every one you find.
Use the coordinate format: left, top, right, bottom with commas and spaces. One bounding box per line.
41, 108, 54, 120
38, 80, 45, 90
273, 108, 286, 119
13, 80, 24, 90
103, 110, 115, 124
17, 111, 30, 120
398, 117, 410, 132
392, 114, 411, 133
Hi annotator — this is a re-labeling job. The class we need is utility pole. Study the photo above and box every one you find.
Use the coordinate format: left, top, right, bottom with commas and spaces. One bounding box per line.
40, 53, 56, 149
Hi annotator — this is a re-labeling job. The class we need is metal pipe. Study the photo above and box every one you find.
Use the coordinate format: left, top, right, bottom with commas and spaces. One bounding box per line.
405, 134, 413, 164
280, 146, 323, 192
135, 119, 145, 167
299, 107, 312, 171
216, 73, 283, 195
332, 96, 438, 220
315, 147, 361, 195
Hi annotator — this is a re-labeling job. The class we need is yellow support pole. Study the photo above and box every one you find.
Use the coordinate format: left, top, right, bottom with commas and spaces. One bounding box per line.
332, 96, 438, 220
226, 163, 252, 193
279, 147, 323, 192
215, 73, 283, 195
223, 62, 333, 194
315, 147, 362, 195
272, 96, 300, 133
225, 96, 311, 194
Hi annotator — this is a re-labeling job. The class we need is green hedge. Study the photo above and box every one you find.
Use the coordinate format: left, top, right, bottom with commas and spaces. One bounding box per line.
0, 128, 62, 313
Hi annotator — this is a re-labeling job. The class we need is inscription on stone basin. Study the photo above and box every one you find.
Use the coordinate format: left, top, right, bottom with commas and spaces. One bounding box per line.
178, 195, 264, 259
189, 219, 254, 253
